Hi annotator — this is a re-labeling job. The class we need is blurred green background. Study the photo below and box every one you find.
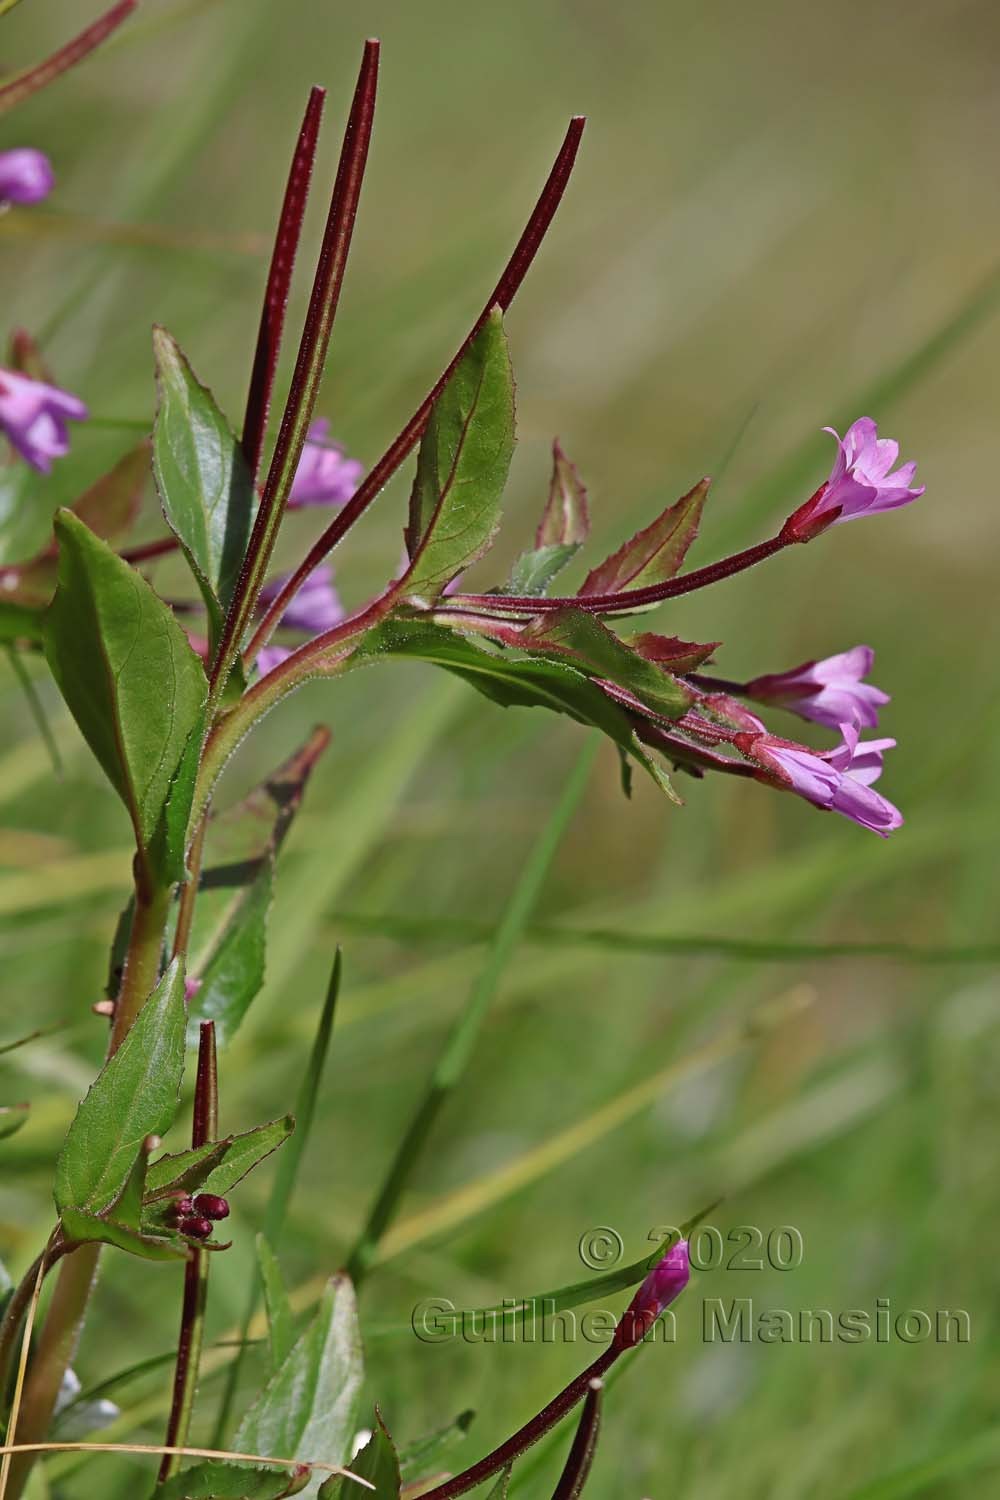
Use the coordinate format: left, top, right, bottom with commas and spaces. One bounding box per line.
1, 0, 999, 1495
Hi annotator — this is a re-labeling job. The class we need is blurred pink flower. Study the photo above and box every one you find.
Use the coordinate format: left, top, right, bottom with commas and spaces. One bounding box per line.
0, 368, 87, 472
0, 149, 54, 205
288, 418, 363, 508
745, 646, 888, 730
784, 418, 923, 540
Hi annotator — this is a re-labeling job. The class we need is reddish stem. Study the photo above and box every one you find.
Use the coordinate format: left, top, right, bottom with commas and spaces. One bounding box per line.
159, 1023, 217, 1484
241, 86, 327, 480
552, 1378, 603, 1500
451, 535, 789, 618
420, 1347, 617, 1500
245, 115, 587, 664
118, 536, 179, 566
209, 42, 379, 699
634, 718, 756, 777
0, 0, 136, 114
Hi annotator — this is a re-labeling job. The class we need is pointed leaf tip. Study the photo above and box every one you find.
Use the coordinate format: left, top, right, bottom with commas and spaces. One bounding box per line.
579, 476, 710, 597
537, 438, 590, 548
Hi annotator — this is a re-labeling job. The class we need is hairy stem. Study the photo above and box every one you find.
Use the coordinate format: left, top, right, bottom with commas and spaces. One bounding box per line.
420, 1347, 618, 1500
208, 40, 379, 705
241, 86, 326, 480
451, 534, 789, 617
0, 0, 136, 114
172, 814, 208, 962
5, 874, 171, 1500
244, 114, 587, 664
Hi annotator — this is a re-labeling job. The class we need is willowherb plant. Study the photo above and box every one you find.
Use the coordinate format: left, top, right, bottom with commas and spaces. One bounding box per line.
0, 16, 924, 1500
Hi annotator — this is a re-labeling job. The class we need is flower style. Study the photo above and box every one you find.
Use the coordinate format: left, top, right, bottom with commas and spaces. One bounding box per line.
0, 369, 88, 472
739, 721, 902, 836
744, 646, 889, 730
0, 149, 54, 206
288, 417, 363, 507
255, 564, 343, 675
783, 417, 923, 540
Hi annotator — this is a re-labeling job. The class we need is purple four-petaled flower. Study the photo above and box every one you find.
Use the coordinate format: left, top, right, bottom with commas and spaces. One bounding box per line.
744, 645, 889, 730
0, 149, 54, 206
0, 368, 88, 473
784, 417, 923, 540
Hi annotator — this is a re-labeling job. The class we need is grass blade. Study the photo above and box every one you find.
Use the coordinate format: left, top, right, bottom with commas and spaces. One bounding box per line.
345, 738, 598, 1283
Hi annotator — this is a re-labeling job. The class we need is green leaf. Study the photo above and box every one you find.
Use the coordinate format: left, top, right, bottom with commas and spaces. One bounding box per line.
579, 477, 709, 595
143, 1140, 227, 1200
353, 618, 673, 798
158, 1460, 310, 1500
189, 728, 331, 1046
44, 510, 207, 881
187, 862, 271, 1047
257, 1235, 294, 1369
507, 542, 579, 597
152, 326, 256, 630
537, 438, 590, 547
403, 308, 515, 599
109, 1141, 148, 1229
59, 1206, 186, 1262
519, 607, 692, 719
235, 1275, 363, 1488
485, 1467, 512, 1498
55, 959, 187, 1216
200, 1115, 294, 1195
0, 1102, 29, 1139
397, 1410, 475, 1480
144, 1117, 293, 1204
212, 955, 342, 1448
319, 1410, 400, 1499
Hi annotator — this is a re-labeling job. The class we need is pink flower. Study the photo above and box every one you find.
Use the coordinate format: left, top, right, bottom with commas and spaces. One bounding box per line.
0, 149, 54, 205
784, 418, 923, 540
0, 368, 87, 472
744, 646, 889, 730
741, 721, 902, 836
288, 418, 363, 508
255, 565, 343, 676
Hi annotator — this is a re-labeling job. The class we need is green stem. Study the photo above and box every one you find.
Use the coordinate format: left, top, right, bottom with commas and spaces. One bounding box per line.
4, 878, 171, 1500
3, 1244, 99, 1500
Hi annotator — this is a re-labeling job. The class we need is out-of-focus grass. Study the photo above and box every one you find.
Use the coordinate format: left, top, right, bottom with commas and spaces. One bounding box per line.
2, 0, 999, 1495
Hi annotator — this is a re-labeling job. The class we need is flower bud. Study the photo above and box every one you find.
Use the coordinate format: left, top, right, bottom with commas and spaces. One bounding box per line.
616, 1239, 690, 1348
178, 1216, 213, 1241
192, 1193, 230, 1221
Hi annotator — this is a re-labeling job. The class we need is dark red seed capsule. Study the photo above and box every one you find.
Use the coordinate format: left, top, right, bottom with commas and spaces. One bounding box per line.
193, 1193, 230, 1221
179, 1216, 213, 1241
175, 1195, 195, 1219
